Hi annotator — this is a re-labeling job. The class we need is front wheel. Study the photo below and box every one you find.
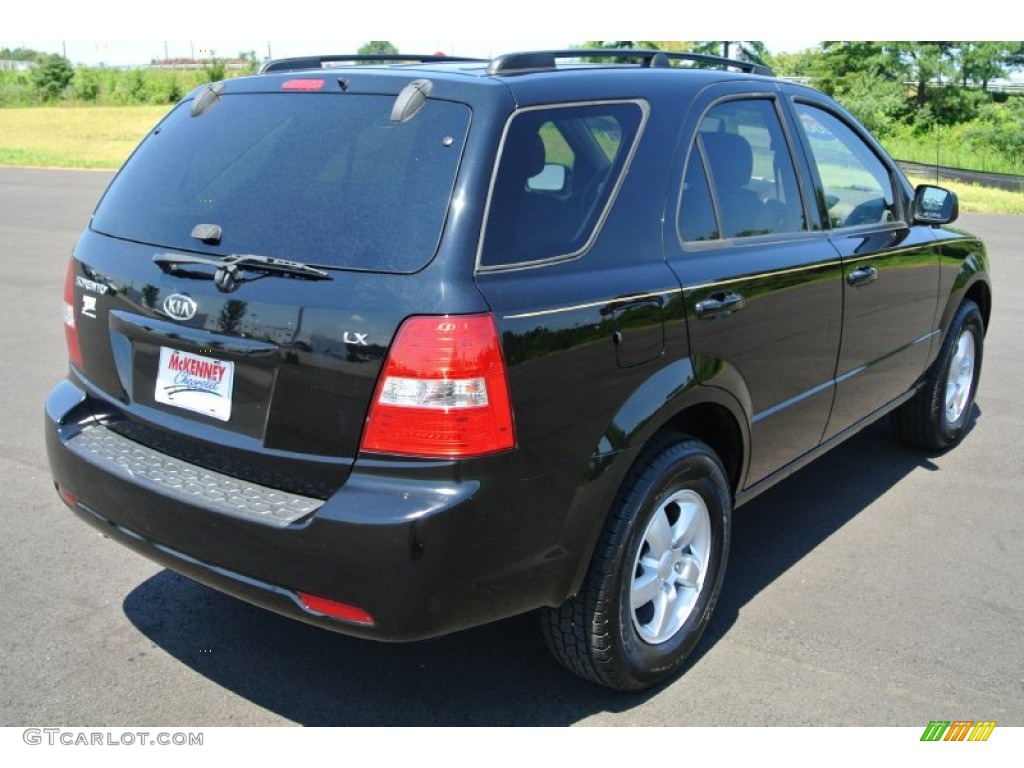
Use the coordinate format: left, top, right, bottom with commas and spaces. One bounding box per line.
541, 438, 731, 691
893, 299, 984, 451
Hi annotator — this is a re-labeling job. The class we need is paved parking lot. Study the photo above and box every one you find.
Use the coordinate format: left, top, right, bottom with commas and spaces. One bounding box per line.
1, 167, 1021, 726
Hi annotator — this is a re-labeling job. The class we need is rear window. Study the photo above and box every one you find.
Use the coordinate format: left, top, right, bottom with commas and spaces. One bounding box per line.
92, 93, 471, 273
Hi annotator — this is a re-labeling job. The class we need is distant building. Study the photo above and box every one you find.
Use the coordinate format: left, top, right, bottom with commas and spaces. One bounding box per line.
148, 58, 251, 71
0, 59, 37, 72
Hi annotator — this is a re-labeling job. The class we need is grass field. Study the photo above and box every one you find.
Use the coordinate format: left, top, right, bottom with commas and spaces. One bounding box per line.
2, 106, 1023, 215
0, 105, 169, 169
884, 136, 1024, 177
906, 175, 1024, 215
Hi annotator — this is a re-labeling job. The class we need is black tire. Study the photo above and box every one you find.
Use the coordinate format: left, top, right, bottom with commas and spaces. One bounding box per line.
892, 299, 984, 451
541, 438, 731, 691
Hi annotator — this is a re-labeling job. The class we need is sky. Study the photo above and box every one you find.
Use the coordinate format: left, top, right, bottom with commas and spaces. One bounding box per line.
4, 0, 1007, 67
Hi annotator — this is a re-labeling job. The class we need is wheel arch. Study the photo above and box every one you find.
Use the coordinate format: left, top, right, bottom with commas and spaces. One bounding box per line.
555, 358, 750, 601
937, 238, 991, 338
655, 401, 745, 494
964, 278, 991, 333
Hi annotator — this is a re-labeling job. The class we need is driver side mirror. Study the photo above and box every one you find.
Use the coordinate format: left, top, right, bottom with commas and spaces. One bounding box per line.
913, 184, 959, 225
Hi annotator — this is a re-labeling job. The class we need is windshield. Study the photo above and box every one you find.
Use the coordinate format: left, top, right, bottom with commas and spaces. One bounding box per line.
92, 92, 471, 273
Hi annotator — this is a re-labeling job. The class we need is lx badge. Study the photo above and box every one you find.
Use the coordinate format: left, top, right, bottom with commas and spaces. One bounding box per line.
343, 331, 368, 346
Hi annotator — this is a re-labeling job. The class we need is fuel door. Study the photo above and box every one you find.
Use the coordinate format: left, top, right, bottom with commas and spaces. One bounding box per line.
606, 296, 666, 368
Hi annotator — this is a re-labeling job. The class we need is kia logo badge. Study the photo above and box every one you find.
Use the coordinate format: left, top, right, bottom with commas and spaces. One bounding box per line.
163, 294, 198, 321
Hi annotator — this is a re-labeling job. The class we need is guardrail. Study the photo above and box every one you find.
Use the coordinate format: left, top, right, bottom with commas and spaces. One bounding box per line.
897, 160, 1024, 193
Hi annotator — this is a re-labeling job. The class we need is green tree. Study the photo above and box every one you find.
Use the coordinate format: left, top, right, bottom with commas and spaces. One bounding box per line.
72, 67, 101, 101
0, 46, 46, 62
771, 48, 821, 77
830, 73, 908, 136
204, 52, 226, 83
963, 98, 1024, 165
650, 41, 697, 52
811, 42, 1024, 128
579, 41, 662, 64
957, 41, 1024, 91
358, 41, 399, 56
31, 54, 74, 101
238, 50, 260, 74
888, 42, 955, 108
166, 76, 184, 103
583, 41, 660, 49
1005, 41, 1024, 71
811, 42, 898, 96
692, 41, 769, 66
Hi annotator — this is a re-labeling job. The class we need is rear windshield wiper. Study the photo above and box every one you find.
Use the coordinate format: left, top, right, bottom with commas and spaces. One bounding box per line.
153, 253, 332, 292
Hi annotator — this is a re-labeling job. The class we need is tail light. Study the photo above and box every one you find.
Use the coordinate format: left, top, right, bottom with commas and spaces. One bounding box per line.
361, 314, 515, 458
63, 259, 83, 369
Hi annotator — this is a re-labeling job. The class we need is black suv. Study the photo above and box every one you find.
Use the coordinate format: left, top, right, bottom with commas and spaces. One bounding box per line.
46, 49, 990, 691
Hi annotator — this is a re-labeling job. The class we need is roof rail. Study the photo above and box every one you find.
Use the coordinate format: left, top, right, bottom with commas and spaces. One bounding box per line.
486, 49, 774, 77
260, 54, 486, 74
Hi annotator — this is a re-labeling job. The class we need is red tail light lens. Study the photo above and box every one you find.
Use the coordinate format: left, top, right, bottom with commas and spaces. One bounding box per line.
63, 259, 83, 369
281, 79, 325, 91
297, 592, 374, 625
361, 314, 515, 458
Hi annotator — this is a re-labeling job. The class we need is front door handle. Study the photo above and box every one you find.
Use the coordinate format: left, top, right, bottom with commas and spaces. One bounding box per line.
847, 266, 878, 287
695, 291, 746, 319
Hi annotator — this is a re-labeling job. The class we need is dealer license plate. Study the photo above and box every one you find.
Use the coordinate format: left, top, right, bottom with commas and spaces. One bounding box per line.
154, 347, 235, 422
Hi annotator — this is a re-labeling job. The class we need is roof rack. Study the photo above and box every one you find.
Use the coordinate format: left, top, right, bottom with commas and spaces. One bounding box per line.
486, 49, 774, 77
260, 54, 486, 74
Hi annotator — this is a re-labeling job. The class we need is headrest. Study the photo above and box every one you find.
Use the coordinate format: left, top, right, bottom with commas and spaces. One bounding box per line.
502, 120, 548, 182
701, 131, 754, 190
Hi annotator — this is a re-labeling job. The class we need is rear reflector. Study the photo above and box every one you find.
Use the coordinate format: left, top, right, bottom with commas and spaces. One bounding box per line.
297, 592, 374, 625
63, 259, 83, 369
361, 314, 515, 458
282, 79, 325, 91
57, 485, 77, 508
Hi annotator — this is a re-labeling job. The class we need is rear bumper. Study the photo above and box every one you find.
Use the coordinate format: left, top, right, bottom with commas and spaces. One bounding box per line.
46, 379, 576, 641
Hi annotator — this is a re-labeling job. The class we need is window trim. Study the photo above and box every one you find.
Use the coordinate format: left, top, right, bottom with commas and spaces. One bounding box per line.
789, 98, 909, 232
475, 99, 650, 274
675, 93, 815, 250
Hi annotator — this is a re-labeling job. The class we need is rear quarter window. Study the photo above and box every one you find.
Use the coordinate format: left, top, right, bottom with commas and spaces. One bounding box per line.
479, 101, 646, 269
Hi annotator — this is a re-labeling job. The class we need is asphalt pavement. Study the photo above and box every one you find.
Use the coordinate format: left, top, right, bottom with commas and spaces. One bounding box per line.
1, 167, 1021, 726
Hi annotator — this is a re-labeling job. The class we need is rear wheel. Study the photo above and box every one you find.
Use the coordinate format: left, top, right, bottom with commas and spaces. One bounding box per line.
893, 299, 984, 451
541, 438, 731, 691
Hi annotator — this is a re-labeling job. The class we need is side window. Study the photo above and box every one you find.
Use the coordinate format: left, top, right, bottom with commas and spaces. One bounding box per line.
480, 102, 645, 269
679, 152, 718, 242
795, 103, 898, 229
680, 98, 806, 241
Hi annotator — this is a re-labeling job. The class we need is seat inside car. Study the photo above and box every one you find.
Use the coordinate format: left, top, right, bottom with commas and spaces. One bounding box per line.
700, 131, 773, 238
483, 119, 577, 265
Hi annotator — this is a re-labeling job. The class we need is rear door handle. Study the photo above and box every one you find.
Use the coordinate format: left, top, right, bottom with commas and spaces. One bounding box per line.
695, 291, 745, 319
846, 266, 878, 287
